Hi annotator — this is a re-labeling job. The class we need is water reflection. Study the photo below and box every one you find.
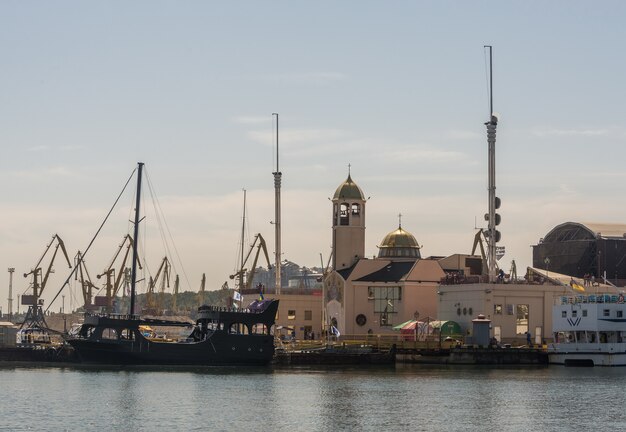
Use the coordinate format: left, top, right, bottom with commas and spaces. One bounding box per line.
3, 365, 626, 431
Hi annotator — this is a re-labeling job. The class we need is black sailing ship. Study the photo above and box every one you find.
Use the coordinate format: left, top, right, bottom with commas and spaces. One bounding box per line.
67, 163, 278, 365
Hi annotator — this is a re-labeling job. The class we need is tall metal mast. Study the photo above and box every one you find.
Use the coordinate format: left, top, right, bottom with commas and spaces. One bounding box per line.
272, 113, 282, 294
8, 268, 14, 320
239, 189, 247, 294
130, 162, 144, 316
484, 45, 499, 282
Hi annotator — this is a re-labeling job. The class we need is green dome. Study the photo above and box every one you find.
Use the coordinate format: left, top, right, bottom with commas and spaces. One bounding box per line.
333, 175, 365, 201
378, 227, 421, 258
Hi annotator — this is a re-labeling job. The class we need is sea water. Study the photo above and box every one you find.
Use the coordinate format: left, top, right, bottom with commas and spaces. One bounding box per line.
0, 364, 625, 431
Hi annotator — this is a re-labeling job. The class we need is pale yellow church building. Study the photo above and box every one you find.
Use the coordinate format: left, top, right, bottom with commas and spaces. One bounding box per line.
323, 174, 445, 336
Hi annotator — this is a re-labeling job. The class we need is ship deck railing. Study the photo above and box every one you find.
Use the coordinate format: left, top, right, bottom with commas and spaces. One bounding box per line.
85, 312, 141, 320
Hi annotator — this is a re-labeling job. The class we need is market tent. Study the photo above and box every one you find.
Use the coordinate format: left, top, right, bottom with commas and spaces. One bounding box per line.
428, 320, 462, 336
392, 319, 416, 331
399, 320, 433, 341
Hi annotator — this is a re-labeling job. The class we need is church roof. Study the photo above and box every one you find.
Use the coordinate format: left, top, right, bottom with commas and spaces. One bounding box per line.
354, 261, 417, 282
333, 174, 365, 200
377, 225, 421, 259
379, 226, 420, 248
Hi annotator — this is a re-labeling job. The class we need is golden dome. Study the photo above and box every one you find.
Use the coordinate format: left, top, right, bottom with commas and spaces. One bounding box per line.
378, 226, 421, 259
333, 174, 365, 201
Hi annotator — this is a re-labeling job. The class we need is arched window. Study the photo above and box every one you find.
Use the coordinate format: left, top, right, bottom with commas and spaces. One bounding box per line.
351, 203, 360, 215
339, 204, 349, 226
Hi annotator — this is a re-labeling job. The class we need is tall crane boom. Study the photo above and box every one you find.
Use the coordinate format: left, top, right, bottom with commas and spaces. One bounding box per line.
97, 235, 142, 313
21, 234, 72, 330
229, 233, 272, 292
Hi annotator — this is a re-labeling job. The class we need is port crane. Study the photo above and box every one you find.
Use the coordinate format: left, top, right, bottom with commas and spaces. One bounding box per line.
74, 251, 97, 310
96, 234, 142, 313
21, 234, 72, 330
229, 233, 272, 292
145, 256, 170, 314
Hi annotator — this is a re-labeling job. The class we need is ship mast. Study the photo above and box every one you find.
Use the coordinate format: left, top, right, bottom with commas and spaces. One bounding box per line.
484, 46, 499, 282
130, 162, 144, 316
272, 113, 282, 295
238, 189, 247, 294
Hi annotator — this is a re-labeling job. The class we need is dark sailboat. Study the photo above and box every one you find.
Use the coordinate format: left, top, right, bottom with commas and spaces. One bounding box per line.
67, 163, 279, 365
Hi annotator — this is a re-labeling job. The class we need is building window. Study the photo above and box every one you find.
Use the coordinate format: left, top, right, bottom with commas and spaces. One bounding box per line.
572, 310, 577, 318
618, 310, 624, 318
304, 310, 312, 321
582, 310, 587, 317
561, 311, 567, 318
369, 286, 401, 327
604, 309, 610, 317
494, 304, 503, 315
370, 286, 401, 314
516, 304, 529, 334
288, 310, 296, 320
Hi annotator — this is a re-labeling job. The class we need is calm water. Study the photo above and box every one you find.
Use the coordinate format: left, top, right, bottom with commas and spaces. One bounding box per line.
1, 364, 625, 431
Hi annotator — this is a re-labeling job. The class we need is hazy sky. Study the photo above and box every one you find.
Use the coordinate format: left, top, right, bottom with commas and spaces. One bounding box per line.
2, 2, 626, 312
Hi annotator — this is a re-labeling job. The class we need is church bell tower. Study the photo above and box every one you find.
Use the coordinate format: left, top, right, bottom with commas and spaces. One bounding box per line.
331, 170, 366, 270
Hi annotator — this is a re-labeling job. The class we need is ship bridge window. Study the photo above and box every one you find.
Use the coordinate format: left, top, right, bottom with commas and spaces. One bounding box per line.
583, 310, 588, 317
80, 325, 96, 339
604, 309, 610, 317
618, 310, 624, 318
228, 323, 249, 335
572, 310, 577, 318
561, 311, 567, 318
120, 329, 134, 340
252, 324, 269, 335
101, 328, 118, 340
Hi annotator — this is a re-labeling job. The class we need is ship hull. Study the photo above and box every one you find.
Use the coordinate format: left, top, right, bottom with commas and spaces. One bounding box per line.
68, 334, 274, 366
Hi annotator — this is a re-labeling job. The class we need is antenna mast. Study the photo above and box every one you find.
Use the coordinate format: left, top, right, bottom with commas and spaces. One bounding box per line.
484, 46, 499, 282
272, 113, 282, 295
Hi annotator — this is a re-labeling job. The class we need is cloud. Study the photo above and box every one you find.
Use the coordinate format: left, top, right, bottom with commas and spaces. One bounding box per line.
384, 147, 469, 164
27, 145, 50, 152
232, 116, 270, 125
532, 128, 609, 137
273, 72, 347, 85
247, 128, 350, 148
442, 130, 482, 141
9, 166, 77, 180
59, 144, 85, 151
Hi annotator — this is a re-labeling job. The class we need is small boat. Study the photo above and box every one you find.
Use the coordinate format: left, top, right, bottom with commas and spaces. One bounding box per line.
66, 162, 279, 366
549, 293, 626, 367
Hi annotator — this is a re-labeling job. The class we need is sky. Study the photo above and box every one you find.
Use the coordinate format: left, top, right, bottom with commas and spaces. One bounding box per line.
2, 1, 626, 313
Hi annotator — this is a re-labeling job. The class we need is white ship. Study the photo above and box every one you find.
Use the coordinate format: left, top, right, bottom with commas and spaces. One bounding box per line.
550, 293, 626, 366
